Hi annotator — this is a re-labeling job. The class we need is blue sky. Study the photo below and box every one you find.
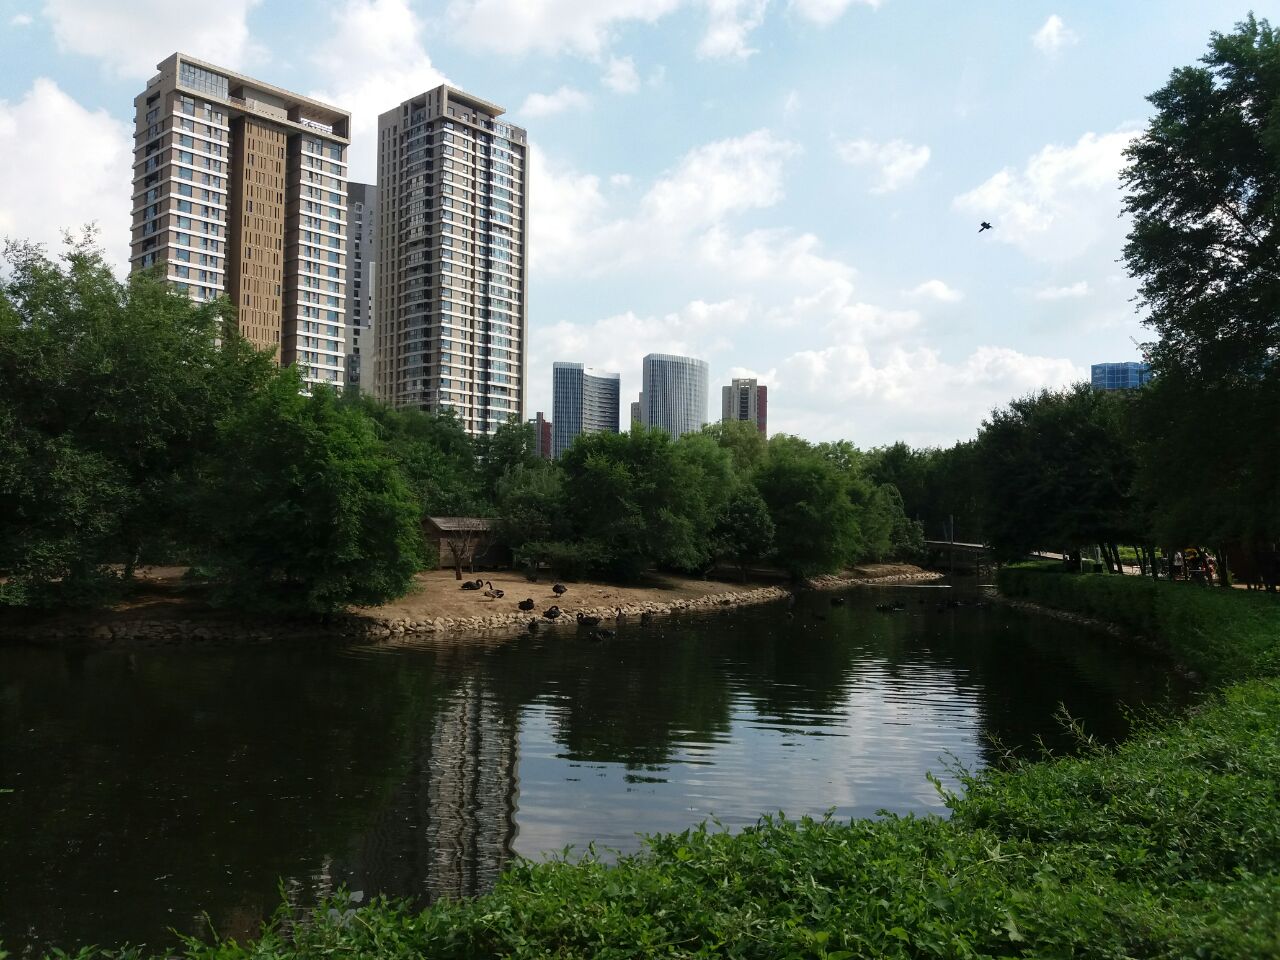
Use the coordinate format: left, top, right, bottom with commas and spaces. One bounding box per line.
0, 0, 1267, 445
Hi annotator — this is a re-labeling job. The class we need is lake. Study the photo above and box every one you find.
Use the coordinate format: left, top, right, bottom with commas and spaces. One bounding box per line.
0, 583, 1189, 955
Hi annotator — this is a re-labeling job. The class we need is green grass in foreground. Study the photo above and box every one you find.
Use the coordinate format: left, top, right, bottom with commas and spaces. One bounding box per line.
21, 575, 1280, 959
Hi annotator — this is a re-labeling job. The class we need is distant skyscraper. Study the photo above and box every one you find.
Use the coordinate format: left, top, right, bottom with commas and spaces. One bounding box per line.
345, 182, 376, 391
130, 54, 351, 391
630, 399, 641, 428
721, 378, 768, 435
374, 86, 528, 435
640, 353, 709, 439
528, 411, 552, 459
1091, 362, 1152, 391
551, 362, 620, 458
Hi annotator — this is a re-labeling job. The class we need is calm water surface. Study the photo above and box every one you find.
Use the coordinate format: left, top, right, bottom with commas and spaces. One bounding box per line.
0, 585, 1189, 954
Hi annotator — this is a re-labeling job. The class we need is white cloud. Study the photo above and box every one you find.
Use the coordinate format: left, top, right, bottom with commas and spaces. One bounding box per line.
528, 144, 610, 274
788, 0, 879, 26
445, 0, 681, 58
520, 86, 591, 117
602, 56, 640, 93
1034, 281, 1090, 300
906, 279, 964, 303
0, 79, 132, 272
309, 0, 448, 183
609, 173, 633, 187
835, 138, 930, 193
778, 343, 1083, 444
1032, 14, 1077, 55
642, 129, 800, 226
40, 0, 261, 78
698, 226, 852, 291
698, 0, 769, 59
10, 13, 33, 26
531, 130, 802, 277
953, 128, 1137, 261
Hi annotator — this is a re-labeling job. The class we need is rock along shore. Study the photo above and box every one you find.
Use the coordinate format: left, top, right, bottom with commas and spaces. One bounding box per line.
0, 570, 944, 649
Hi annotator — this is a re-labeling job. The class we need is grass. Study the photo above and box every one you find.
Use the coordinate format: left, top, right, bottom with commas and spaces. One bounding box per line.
998, 562, 1280, 684
18, 570, 1280, 960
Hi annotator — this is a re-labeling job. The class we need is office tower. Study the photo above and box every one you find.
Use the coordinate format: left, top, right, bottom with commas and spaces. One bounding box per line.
130, 54, 351, 390
528, 411, 552, 459
630, 399, 641, 428
1091, 362, 1153, 391
374, 86, 528, 435
345, 182, 377, 391
551, 362, 620, 458
639, 353, 709, 439
721, 378, 768, 435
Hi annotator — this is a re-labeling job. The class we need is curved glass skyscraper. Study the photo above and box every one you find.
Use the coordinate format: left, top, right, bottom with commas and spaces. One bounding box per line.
640, 353, 708, 439
552, 362, 620, 458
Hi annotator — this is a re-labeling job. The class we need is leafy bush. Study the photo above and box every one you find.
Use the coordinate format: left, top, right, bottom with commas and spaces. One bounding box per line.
998, 564, 1280, 684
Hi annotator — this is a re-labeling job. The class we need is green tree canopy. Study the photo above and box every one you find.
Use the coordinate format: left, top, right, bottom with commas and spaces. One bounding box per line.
200, 377, 424, 613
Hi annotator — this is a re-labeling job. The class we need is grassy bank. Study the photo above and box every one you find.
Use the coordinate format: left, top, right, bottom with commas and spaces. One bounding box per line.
23, 575, 1280, 959
997, 562, 1280, 684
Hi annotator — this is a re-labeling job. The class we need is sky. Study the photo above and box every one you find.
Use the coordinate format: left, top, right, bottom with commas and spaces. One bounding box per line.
0, 0, 1269, 446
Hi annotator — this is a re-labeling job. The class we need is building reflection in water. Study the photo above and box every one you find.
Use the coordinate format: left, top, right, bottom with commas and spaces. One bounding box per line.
316, 676, 520, 905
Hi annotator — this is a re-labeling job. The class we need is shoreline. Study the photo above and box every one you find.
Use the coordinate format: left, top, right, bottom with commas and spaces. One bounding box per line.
0, 566, 945, 649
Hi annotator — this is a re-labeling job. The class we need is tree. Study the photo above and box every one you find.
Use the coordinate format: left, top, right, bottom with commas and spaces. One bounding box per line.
0, 234, 277, 604
475, 416, 541, 504
713, 485, 775, 580
198, 377, 424, 613
976, 386, 1142, 564
755, 436, 860, 578
1122, 14, 1280, 560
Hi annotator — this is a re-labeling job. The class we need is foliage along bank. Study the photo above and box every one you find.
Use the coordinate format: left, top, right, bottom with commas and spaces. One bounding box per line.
0, 238, 922, 616
866, 16, 1280, 583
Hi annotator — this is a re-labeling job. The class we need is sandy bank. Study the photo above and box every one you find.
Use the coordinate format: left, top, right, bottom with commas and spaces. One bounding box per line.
0, 564, 942, 647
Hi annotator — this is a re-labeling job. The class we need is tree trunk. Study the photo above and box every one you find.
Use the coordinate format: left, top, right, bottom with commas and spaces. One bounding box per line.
1215, 544, 1231, 588
1100, 545, 1115, 574
451, 546, 463, 580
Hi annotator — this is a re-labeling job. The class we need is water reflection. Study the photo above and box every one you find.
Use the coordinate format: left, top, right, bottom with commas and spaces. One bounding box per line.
0, 587, 1189, 955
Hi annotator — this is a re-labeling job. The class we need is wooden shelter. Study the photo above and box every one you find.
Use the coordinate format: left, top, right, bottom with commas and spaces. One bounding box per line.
423, 517, 499, 575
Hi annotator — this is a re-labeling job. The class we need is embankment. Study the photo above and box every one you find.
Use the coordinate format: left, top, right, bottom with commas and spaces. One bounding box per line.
0, 565, 942, 648
997, 562, 1280, 684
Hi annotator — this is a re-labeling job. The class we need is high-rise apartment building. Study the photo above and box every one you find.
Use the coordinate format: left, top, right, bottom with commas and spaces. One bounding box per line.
551, 362, 620, 458
345, 182, 377, 392
1091, 362, 1152, 391
374, 86, 527, 435
130, 54, 351, 390
639, 353, 709, 439
721, 378, 768, 435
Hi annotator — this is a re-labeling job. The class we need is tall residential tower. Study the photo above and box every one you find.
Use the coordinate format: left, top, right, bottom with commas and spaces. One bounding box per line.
551, 362, 620, 458
130, 53, 351, 389
345, 182, 377, 392
721, 378, 768, 435
374, 86, 528, 435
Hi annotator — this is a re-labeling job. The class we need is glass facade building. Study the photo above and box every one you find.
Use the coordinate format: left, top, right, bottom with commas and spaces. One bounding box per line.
640, 353, 709, 439
1091, 362, 1152, 391
551, 362, 620, 458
